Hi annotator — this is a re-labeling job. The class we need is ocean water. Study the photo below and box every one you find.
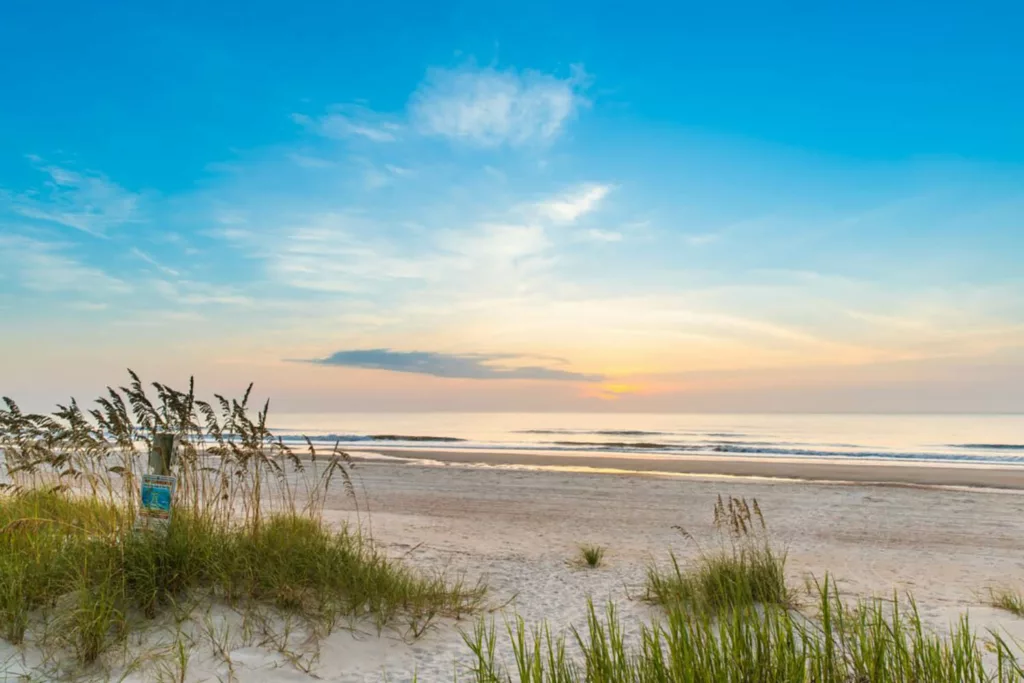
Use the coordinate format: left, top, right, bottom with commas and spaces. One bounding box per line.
270, 413, 1024, 467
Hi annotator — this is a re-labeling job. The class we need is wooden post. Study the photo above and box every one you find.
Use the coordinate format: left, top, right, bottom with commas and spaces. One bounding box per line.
149, 433, 179, 475
138, 433, 179, 533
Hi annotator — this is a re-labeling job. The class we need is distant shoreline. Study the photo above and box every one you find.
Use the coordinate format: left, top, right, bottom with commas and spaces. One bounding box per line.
343, 446, 1024, 490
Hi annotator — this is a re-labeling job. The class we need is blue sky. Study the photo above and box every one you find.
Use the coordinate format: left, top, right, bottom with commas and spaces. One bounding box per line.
1, 0, 1022, 412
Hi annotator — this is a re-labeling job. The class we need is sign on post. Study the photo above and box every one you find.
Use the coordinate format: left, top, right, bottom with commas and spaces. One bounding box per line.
137, 432, 178, 533
139, 473, 176, 531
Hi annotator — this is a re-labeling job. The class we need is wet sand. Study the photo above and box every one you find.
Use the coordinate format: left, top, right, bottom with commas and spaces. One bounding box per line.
347, 446, 1024, 489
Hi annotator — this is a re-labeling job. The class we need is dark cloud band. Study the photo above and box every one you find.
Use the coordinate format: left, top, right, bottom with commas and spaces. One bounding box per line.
305, 349, 602, 382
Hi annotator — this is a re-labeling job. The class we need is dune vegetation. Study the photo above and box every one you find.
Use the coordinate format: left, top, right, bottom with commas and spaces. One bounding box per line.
0, 372, 482, 676
462, 496, 1024, 682
990, 588, 1024, 619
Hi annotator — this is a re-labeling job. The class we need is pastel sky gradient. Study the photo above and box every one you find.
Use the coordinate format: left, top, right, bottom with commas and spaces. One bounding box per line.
1, 1, 1022, 412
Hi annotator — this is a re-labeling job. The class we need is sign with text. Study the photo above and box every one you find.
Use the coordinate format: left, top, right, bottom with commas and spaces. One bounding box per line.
139, 474, 176, 530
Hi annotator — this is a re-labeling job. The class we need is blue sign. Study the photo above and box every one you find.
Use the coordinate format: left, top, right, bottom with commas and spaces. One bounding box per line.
140, 474, 176, 525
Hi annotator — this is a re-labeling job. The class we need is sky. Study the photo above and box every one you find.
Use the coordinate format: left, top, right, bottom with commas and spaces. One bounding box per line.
1, 0, 1022, 413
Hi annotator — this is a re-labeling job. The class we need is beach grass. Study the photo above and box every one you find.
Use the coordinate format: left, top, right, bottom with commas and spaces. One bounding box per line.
462, 494, 1024, 681
644, 495, 790, 614
0, 492, 480, 662
644, 543, 790, 614
990, 588, 1024, 618
463, 576, 1024, 682
575, 544, 606, 569
0, 372, 483, 669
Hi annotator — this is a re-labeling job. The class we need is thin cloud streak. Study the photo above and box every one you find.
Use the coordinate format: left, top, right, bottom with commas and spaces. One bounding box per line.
292, 106, 402, 143
0, 234, 131, 295
131, 247, 180, 277
535, 184, 612, 223
9, 160, 142, 237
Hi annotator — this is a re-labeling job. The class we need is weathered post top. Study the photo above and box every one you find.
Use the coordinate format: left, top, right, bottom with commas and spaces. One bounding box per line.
149, 433, 179, 476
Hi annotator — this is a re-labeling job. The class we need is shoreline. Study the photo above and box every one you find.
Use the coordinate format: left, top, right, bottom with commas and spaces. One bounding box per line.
346, 446, 1024, 490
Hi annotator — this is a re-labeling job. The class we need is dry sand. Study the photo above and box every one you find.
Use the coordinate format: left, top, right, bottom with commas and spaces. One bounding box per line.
4, 460, 1024, 681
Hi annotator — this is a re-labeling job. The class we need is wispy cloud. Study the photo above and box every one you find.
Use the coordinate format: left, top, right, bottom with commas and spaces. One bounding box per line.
218, 213, 434, 294
288, 61, 590, 153
151, 278, 255, 307
437, 223, 550, 261
0, 234, 130, 295
361, 161, 413, 190
219, 210, 557, 298
385, 164, 413, 177
409, 63, 589, 147
287, 153, 337, 169
9, 160, 142, 237
684, 232, 720, 246
307, 348, 602, 381
534, 184, 612, 224
131, 247, 180, 277
292, 105, 401, 143
363, 167, 392, 190
580, 228, 623, 242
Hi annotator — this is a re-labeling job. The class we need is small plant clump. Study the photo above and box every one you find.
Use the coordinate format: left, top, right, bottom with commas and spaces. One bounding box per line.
990, 587, 1024, 618
575, 544, 606, 569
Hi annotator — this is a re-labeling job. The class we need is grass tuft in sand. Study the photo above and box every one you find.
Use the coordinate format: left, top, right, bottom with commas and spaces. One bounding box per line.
645, 494, 789, 613
644, 544, 789, 614
574, 544, 606, 569
990, 588, 1024, 618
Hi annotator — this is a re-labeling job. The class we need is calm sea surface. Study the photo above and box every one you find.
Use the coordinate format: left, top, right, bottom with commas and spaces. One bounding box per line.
269, 413, 1024, 467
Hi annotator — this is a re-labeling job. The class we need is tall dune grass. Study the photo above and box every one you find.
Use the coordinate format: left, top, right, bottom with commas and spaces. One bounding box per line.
1, 370, 347, 524
0, 372, 482, 669
644, 545, 789, 614
645, 495, 790, 613
463, 578, 1024, 682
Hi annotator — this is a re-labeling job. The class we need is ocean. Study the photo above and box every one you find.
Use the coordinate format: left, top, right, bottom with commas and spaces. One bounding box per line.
270, 413, 1024, 467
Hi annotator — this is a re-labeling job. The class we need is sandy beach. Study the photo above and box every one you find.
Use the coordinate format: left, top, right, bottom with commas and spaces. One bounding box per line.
334, 462, 1024, 680
132, 463, 1024, 679
4, 459, 1024, 681
350, 462, 1024, 679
